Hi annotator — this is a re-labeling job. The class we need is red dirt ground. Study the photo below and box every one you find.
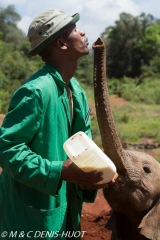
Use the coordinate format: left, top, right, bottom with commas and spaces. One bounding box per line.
81, 189, 112, 240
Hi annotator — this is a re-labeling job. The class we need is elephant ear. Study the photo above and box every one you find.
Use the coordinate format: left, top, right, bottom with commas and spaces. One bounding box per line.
138, 199, 160, 240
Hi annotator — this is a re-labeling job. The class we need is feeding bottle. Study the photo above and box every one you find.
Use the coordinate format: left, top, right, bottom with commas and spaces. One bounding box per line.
63, 131, 117, 184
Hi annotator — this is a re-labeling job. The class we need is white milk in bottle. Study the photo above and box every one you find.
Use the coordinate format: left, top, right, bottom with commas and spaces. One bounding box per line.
63, 131, 117, 184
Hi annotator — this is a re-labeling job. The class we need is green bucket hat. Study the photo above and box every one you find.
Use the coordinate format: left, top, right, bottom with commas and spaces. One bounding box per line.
27, 9, 80, 56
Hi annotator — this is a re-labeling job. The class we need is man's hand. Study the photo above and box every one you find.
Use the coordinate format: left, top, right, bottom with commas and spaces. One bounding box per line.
79, 179, 115, 190
60, 159, 103, 185
60, 159, 116, 189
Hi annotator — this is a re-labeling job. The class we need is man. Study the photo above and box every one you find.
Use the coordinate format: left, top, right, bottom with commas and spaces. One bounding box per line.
0, 10, 113, 239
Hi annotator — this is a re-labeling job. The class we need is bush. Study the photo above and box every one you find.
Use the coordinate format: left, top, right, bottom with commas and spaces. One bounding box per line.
108, 76, 160, 105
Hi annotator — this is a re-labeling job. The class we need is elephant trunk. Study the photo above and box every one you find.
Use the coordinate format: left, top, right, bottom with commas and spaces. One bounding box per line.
92, 38, 126, 173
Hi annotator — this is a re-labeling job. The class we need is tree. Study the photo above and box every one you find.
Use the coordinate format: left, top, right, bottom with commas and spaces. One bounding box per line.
74, 52, 94, 86
0, 5, 25, 43
101, 12, 160, 78
137, 24, 160, 63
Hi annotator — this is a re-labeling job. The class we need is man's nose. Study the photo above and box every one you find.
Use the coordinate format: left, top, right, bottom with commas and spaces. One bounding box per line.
78, 29, 85, 36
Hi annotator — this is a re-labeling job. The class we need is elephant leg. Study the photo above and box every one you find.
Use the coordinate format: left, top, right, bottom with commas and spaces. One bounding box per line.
107, 211, 148, 240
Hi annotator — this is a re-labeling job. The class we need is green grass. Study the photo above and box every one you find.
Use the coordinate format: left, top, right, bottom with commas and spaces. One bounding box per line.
81, 82, 94, 103
81, 82, 160, 146
113, 103, 160, 143
80, 81, 160, 162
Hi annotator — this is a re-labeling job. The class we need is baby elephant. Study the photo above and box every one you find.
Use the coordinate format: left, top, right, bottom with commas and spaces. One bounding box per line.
92, 38, 160, 240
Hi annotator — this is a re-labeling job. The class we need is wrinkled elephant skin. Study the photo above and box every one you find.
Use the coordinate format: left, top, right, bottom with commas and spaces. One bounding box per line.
92, 38, 160, 240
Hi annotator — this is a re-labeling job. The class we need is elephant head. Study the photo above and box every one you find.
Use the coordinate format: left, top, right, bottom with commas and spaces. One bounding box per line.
92, 38, 160, 240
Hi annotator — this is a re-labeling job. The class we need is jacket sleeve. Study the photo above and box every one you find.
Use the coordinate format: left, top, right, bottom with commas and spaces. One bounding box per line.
76, 185, 97, 203
0, 87, 63, 196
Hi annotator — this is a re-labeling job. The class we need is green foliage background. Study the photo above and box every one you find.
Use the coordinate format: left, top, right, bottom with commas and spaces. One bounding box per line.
1, 5, 160, 157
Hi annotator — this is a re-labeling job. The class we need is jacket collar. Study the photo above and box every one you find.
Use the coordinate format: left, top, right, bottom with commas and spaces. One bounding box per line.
44, 63, 83, 95
44, 63, 65, 90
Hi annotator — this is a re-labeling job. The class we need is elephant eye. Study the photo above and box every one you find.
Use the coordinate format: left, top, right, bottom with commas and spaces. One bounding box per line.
143, 166, 151, 173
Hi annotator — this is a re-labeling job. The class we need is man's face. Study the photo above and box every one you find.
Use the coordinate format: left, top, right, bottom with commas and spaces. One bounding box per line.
62, 23, 89, 59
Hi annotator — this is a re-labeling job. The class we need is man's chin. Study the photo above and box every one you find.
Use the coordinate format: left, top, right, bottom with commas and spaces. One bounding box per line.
78, 52, 88, 59
83, 48, 90, 56
77, 48, 90, 59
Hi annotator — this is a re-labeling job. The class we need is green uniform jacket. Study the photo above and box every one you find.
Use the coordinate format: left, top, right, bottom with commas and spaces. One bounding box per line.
0, 64, 97, 240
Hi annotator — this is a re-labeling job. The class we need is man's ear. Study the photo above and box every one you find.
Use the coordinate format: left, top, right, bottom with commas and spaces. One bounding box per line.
56, 37, 67, 50
138, 198, 160, 240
